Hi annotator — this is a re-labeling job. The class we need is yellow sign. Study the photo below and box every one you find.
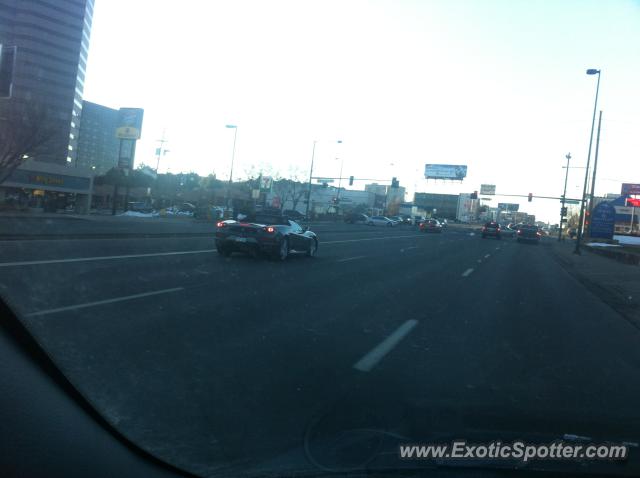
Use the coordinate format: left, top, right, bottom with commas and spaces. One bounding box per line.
116, 108, 144, 139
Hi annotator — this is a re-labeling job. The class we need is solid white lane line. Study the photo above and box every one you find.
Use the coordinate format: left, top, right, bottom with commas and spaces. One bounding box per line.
323, 234, 422, 245
25, 287, 185, 317
337, 256, 366, 263
462, 268, 474, 277
353, 320, 419, 372
484, 254, 490, 258
0, 249, 217, 268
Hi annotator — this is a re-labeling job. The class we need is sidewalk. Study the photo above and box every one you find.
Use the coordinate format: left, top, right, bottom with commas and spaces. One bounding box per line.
548, 239, 640, 327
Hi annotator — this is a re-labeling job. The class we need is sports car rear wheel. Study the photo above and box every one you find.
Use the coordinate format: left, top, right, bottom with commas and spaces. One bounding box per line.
275, 237, 289, 261
217, 245, 232, 257
307, 238, 318, 257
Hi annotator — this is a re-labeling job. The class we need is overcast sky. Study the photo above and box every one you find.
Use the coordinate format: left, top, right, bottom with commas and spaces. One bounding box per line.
82, 0, 640, 222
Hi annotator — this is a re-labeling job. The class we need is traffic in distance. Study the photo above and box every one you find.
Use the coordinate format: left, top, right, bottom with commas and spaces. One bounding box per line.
214, 211, 547, 262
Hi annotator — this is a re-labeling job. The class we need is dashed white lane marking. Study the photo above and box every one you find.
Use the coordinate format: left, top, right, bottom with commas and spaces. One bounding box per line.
484, 254, 490, 258
353, 320, 419, 372
477, 259, 482, 263
336, 256, 366, 263
495, 247, 501, 250
462, 268, 474, 277
24, 287, 185, 317
0, 249, 217, 267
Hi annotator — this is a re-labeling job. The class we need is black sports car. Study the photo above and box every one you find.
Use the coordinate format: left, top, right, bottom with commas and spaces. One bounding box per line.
215, 213, 318, 260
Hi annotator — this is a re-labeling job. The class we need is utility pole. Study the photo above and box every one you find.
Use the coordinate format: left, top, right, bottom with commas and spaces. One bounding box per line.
305, 141, 317, 220
155, 131, 168, 173
587, 111, 603, 233
558, 153, 571, 241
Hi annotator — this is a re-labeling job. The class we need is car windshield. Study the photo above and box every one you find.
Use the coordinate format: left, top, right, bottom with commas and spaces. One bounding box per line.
2, 1, 640, 477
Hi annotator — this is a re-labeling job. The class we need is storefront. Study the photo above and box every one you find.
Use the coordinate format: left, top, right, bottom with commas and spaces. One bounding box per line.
0, 159, 93, 213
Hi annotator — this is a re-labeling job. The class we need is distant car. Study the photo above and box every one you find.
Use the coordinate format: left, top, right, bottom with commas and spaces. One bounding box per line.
388, 216, 404, 225
419, 219, 442, 233
215, 213, 318, 260
567, 227, 577, 239
481, 222, 501, 239
367, 216, 395, 227
282, 209, 306, 222
344, 213, 370, 224
127, 202, 153, 213
180, 202, 196, 213
516, 224, 541, 244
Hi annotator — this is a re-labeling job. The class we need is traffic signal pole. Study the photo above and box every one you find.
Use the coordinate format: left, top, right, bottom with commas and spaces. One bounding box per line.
558, 153, 571, 242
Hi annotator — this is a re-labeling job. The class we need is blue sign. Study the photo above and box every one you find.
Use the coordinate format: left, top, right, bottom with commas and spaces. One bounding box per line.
590, 201, 616, 239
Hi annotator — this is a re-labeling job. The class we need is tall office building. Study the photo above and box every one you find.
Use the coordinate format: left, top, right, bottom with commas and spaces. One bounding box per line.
0, 0, 94, 164
76, 100, 119, 174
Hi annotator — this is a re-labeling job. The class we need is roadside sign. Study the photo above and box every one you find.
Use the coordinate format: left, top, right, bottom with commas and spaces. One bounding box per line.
480, 184, 496, 195
259, 176, 273, 191
315, 178, 334, 183
564, 199, 580, 205
590, 201, 616, 240
498, 203, 519, 211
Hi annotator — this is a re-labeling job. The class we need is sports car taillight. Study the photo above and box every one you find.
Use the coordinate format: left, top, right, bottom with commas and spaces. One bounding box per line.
264, 226, 275, 233
216, 221, 225, 228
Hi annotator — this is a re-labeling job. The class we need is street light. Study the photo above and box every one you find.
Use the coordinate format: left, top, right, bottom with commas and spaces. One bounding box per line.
335, 156, 345, 203
574, 69, 601, 255
305, 139, 342, 220
558, 153, 571, 242
225, 124, 238, 212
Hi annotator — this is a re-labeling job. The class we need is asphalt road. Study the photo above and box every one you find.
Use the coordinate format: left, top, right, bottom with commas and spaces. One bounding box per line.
2, 224, 640, 477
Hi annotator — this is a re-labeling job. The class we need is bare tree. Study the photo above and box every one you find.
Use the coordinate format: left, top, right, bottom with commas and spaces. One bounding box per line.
0, 99, 55, 185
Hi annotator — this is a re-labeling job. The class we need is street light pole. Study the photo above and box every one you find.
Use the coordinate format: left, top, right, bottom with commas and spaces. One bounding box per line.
336, 157, 344, 202
587, 110, 603, 224
558, 153, 571, 242
574, 69, 601, 255
305, 141, 317, 220
304, 139, 342, 220
225, 125, 238, 213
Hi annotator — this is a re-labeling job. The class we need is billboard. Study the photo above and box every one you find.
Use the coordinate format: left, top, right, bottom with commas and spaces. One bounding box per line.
116, 108, 144, 139
424, 164, 467, 180
622, 183, 640, 195
480, 184, 496, 195
498, 203, 519, 212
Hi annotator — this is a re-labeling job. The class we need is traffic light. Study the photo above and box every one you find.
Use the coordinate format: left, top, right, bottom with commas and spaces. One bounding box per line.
391, 177, 399, 188
349, 176, 354, 186
528, 193, 533, 202
561, 207, 567, 217
470, 191, 478, 199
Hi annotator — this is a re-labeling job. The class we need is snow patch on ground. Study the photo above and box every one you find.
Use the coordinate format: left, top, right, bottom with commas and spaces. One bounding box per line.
118, 211, 159, 218
614, 235, 640, 246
